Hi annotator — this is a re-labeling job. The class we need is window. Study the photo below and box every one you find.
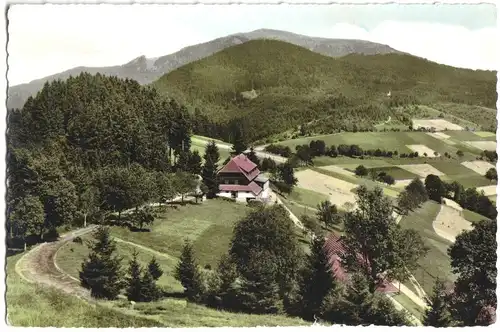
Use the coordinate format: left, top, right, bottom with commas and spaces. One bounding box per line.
234, 180, 239, 185
224, 180, 229, 184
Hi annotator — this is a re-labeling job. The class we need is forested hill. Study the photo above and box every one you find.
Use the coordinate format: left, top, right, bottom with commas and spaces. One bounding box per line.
152, 39, 497, 142
7, 73, 200, 246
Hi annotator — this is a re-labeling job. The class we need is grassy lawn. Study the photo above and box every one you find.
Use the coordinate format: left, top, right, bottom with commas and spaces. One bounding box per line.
287, 187, 329, 209
51, 200, 308, 327
106, 200, 252, 269
392, 293, 425, 321
462, 209, 491, 223
6, 254, 164, 327
399, 201, 455, 296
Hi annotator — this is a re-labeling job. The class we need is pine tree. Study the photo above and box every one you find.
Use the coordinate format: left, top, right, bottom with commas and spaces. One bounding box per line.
201, 141, 220, 199
299, 236, 336, 321
148, 256, 164, 281
238, 251, 283, 315
79, 226, 124, 299
245, 147, 260, 167
423, 279, 453, 327
126, 249, 143, 301
175, 239, 205, 302
141, 270, 160, 302
231, 125, 247, 155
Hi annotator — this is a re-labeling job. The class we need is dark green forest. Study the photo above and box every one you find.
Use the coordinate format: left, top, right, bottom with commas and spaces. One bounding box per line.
6, 73, 195, 247
153, 40, 497, 142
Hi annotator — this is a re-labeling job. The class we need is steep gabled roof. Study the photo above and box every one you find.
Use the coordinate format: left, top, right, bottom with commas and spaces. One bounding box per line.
218, 154, 260, 181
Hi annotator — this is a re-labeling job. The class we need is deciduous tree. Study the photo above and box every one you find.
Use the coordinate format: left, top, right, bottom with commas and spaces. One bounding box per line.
448, 219, 497, 326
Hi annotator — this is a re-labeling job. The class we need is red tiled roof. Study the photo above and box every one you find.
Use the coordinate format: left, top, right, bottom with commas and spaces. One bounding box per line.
324, 233, 398, 294
233, 154, 257, 172
218, 154, 260, 181
219, 181, 263, 196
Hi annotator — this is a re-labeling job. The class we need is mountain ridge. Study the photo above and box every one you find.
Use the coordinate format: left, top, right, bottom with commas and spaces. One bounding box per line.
7, 28, 401, 109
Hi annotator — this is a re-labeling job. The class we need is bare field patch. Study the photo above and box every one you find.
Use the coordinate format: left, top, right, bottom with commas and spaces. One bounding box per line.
406, 145, 440, 157
412, 119, 463, 131
398, 164, 445, 178
473, 131, 496, 138
476, 185, 497, 197
461, 161, 495, 175
426, 132, 450, 140
295, 169, 358, 209
433, 205, 473, 243
442, 198, 463, 212
464, 140, 497, 151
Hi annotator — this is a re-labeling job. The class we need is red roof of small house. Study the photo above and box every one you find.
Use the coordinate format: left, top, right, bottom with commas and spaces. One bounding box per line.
323, 233, 398, 294
218, 154, 260, 181
219, 181, 263, 196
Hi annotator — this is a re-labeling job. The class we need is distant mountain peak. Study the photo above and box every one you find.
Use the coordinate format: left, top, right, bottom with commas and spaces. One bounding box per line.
8, 28, 401, 109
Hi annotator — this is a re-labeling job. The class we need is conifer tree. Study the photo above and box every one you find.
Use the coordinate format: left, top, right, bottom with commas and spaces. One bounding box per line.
126, 250, 143, 301
238, 250, 283, 315
423, 279, 453, 327
141, 270, 160, 302
201, 141, 220, 199
175, 239, 205, 302
79, 226, 124, 299
299, 236, 336, 321
231, 125, 247, 155
148, 256, 164, 281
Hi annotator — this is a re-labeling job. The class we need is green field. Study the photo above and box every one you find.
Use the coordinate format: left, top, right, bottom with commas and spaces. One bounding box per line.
287, 187, 329, 209
277, 131, 480, 161
462, 209, 491, 223
366, 166, 417, 180
51, 200, 308, 327
427, 160, 492, 188
399, 201, 455, 296
190, 141, 231, 163
312, 167, 401, 198
442, 130, 496, 142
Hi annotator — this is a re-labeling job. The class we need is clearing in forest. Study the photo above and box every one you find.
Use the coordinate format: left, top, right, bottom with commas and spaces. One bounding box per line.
412, 119, 463, 131
461, 160, 495, 175
295, 169, 358, 210
398, 164, 445, 178
406, 145, 440, 158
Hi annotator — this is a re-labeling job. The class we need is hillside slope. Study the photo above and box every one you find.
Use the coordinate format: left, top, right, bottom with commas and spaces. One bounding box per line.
152, 39, 497, 142
7, 29, 399, 109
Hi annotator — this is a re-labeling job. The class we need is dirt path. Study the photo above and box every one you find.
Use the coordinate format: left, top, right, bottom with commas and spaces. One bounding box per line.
15, 226, 98, 301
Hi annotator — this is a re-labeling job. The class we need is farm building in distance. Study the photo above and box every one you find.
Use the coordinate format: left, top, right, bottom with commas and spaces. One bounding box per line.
217, 153, 270, 203
324, 233, 398, 294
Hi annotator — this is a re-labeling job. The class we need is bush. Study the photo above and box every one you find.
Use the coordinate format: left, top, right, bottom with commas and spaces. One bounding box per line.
247, 199, 264, 208
72, 236, 83, 244
354, 165, 368, 176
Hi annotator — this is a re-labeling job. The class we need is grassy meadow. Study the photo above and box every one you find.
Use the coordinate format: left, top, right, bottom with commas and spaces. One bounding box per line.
46, 199, 309, 327
399, 201, 455, 296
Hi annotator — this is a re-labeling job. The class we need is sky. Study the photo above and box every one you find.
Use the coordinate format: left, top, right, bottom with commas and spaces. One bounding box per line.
7, 2, 499, 86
